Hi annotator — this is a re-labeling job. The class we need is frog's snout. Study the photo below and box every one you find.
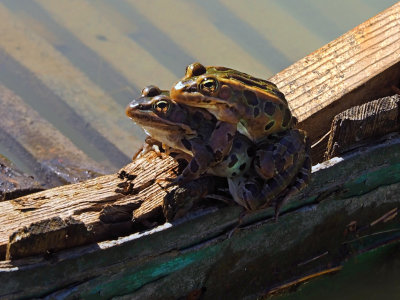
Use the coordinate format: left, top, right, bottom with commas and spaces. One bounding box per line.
126, 101, 143, 117
125, 102, 135, 117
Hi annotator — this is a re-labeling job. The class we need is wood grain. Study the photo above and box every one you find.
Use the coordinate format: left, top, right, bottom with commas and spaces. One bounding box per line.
0, 151, 178, 260
325, 94, 400, 159
1, 135, 400, 298
270, 2, 400, 161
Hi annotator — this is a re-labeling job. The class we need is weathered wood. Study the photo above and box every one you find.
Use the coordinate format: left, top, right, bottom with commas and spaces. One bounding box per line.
0, 152, 178, 260
0, 84, 109, 187
0, 154, 42, 201
1, 135, 400, 298
325, 94, 400, 160
270, 2, 400, 162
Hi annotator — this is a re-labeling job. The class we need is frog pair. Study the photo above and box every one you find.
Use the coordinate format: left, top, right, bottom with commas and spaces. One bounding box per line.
126, 63, 311, 220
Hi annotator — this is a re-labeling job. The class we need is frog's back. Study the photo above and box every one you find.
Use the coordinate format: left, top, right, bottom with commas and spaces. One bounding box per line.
172, 63, 296, 142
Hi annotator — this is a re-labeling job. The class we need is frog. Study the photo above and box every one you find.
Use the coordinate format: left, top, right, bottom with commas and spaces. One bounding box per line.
126, 85, 240, 184
126, 86, 311, 220
170, 62, 296, 142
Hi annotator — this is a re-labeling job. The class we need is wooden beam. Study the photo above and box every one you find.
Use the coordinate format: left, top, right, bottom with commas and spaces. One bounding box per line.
270, 2, 400, 161
1, 135, 400, 298
0, 152, 178, 259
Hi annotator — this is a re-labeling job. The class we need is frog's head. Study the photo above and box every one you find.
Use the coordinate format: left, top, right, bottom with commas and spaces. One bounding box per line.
171, 63, 292, 126
126, 86, 196, 142
171, 63, 234, 108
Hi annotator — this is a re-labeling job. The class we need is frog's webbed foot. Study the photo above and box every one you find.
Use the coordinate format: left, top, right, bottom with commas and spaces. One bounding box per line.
157, 175, 185, 188
133, 138, 163, 160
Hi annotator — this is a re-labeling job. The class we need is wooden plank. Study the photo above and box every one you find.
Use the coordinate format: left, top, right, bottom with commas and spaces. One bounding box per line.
270, 2, 400, 161
0, 3, 141, 162
1, 135, 400, 298
0, 152, 178, 259
325, 94, 400, 159
0, 84, 110, 187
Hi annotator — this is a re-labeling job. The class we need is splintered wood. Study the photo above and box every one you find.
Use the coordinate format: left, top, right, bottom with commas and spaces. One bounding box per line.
325, 95, 400, 159
0, 151, 178, 260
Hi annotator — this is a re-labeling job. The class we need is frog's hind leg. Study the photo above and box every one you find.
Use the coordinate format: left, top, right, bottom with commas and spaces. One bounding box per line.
274, 155, 312, 220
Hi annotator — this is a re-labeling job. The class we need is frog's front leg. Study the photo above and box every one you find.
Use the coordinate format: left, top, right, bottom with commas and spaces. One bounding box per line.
208, 121, 237, 162
132, 136, 163, 160
164, 137, 216, 186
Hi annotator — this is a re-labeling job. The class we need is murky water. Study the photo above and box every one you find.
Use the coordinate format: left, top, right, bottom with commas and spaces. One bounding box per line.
0, 0, 399, 297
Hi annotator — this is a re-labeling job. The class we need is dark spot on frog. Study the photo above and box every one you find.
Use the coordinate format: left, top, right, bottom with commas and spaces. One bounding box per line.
265, 121, 275, 131
239, 163, 246, 171
232, 172, 237, 177
214, 150, 223, 162
247, 146, 256, 157
190, 159, 199, 173
244, 90, 258, 106
228, 154, 238, 168
96, 34, 107, 41
181, 139, 192, 151
253, 107, 260, 117
282, 108, 292, 128
263, 102, 276, 116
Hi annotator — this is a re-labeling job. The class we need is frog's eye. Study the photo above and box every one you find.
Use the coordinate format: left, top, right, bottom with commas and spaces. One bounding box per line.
199, 78, 219, 93
153, 100, 170, 114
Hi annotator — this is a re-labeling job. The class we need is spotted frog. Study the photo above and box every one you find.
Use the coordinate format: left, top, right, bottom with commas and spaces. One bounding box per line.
126, 86, 311, 220
170, 63, 296, 142
126, 85, 241, 184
